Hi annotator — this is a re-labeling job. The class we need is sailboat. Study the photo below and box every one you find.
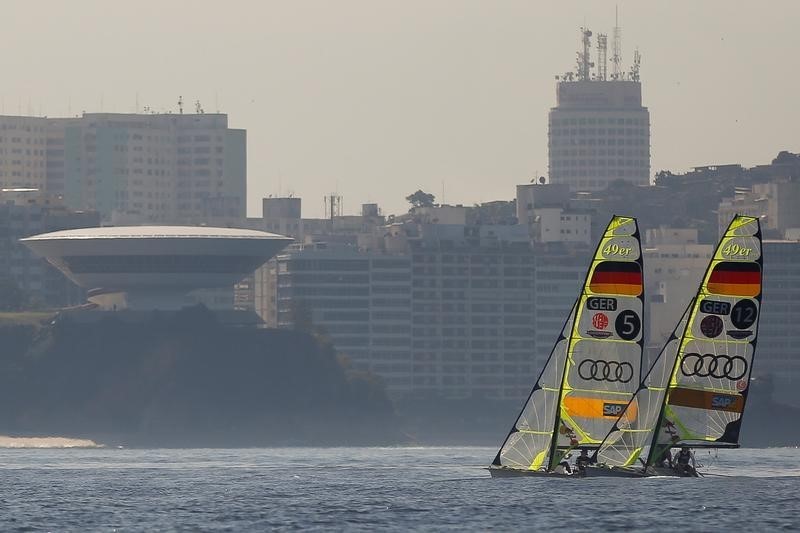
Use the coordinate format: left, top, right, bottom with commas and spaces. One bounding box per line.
586, 215, 763, 478
489, 215, 644, 477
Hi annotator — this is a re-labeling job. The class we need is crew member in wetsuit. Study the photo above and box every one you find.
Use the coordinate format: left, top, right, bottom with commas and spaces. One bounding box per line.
575, 449, 592, 475
658, 448, 673, 469
674, 446, 697, 476
557, 453, 573, 475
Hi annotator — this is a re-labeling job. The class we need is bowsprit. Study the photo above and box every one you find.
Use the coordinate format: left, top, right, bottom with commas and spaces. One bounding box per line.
680, 353, 748, 380
577, 359, 634, 383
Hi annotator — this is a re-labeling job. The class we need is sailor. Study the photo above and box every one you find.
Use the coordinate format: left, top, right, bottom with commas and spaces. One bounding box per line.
674, 446, 697, 476
657, 448, 673, 469
556, 453, 573, 475
575, 449, 592, 474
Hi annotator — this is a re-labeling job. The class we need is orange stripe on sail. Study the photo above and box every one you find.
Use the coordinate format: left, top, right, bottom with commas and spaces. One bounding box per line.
707, 282, 760, 297
589, 283, 642, 296
669, 387, 744, 413
563, 396, 638, 420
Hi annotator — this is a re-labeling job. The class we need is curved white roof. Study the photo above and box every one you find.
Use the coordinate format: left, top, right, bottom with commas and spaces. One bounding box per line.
21, 225, 292, 242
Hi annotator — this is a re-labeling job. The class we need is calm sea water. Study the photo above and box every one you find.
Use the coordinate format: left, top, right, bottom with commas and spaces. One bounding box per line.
0, 444, 797, 531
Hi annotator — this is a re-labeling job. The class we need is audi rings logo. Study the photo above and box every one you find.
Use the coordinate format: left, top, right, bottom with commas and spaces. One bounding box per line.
578, 359, 634, 383
681, 353, 748, 380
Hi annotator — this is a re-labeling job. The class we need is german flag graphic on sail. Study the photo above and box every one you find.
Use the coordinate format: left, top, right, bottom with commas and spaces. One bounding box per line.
589, 261, 642, 296
707, 262, 761, 297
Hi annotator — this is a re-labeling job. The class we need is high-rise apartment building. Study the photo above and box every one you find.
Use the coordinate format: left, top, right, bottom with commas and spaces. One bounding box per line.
270, 244, 412, 396
0, 189, 99, 307
0, 116, 49, 191
261, 218, 540, 401
548, 28, 650, 191
408, 225, 536, 400
759, 240, 800, 408
532, 248, 587, 371
1, 112, 246, 225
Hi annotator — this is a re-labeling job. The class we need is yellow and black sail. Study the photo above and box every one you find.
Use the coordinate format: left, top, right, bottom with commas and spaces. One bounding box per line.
646, 215, 762, 464
491, 215, 644, 472
595, 215, 762, 468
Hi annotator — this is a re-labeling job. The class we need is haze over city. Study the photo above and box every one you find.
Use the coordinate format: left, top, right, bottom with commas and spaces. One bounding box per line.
4, 0, 799, 217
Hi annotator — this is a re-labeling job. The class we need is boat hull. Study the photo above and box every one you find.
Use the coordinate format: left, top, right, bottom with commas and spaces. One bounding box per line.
584, 465, 700, 478
487, 467, 579, 478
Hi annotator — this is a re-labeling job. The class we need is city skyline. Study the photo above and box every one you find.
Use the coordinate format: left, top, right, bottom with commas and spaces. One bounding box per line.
3, 0, 799, 218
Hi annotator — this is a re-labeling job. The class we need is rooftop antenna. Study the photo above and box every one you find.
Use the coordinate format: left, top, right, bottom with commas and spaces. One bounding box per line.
597, 33, 608, 81
576, 27, 593, 81
324, 193, 342, 221
630, 48, 641, 82
178, 96, 184, 114
611, 6, 622, 80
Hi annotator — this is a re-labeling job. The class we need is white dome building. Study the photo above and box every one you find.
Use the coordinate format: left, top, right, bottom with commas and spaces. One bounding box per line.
21, 226, 292, 310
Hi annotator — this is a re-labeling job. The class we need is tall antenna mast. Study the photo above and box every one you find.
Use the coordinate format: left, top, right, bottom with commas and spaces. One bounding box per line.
611, 6, 622, 80
597, 33, 608, 81
577, 27, 594, 81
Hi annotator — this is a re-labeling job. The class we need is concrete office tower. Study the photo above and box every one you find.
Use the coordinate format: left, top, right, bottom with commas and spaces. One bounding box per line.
548, 27, 650, 191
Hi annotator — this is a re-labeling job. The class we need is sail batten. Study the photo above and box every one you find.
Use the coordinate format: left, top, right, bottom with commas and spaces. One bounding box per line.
492, 215, 644, 473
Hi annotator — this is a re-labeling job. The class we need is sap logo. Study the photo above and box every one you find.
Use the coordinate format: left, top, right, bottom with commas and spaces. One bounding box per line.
711, 395, 736, 409
587, 297, 618, 311
602, 403, 625, 417
700, 300, 731, 316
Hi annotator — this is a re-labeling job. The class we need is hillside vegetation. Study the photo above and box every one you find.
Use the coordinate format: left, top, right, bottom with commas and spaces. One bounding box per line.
0, 306, 401, 447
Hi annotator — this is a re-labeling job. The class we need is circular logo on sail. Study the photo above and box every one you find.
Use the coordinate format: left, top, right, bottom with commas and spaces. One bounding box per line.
592, 312, 609, 330
680, 353, 748, 380
700, 315, 724, 338
578, 359, 634, 383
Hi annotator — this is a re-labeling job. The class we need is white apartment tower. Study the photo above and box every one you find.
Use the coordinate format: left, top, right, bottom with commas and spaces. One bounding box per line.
0, 112, 246, 225
548, 27, 651, 191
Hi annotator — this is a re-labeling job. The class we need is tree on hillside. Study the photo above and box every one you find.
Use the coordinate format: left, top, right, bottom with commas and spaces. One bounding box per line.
405, 190, 435, 209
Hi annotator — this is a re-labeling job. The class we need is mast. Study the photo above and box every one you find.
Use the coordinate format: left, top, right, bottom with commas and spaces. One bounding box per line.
546, 300, 583, 470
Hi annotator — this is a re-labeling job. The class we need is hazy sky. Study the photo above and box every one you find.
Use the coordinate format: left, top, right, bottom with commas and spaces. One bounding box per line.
4, 1, 799, 218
